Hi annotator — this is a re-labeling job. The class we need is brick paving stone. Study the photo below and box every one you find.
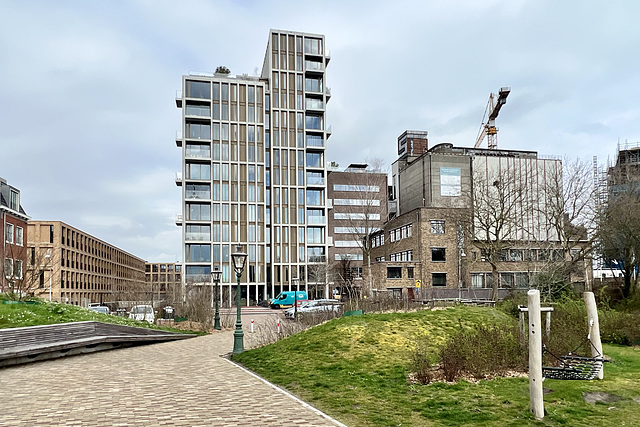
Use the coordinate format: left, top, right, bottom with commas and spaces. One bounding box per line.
0, 330, 345, 426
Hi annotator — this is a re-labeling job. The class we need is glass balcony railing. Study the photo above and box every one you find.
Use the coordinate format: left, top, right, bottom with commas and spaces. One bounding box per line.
305, 99, 325, 110
185, 148, 211, 159
307, 216, 326, 225
306, 177, 325, 186
185, 190, 210, 199
185, 232, 210, 241
306, 136, 324, 147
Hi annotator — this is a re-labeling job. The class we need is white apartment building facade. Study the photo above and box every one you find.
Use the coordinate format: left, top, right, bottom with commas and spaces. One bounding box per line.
176, 30, 332, 305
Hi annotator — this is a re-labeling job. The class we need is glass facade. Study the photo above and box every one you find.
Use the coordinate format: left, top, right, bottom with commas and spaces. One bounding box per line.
178, 30, 330, 304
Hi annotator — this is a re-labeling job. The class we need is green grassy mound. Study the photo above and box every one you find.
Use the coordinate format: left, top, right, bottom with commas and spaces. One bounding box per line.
232, 306, 640, 426
0, 297, 199, 334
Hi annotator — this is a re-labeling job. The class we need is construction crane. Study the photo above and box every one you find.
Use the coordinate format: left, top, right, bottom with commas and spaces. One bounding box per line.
474, 87, 511, 149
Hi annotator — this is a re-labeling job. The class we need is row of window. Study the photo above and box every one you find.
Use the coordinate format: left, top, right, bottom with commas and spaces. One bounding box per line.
4, 224, 23, 246
480, 248, 566, 262
389, 224, 412, 242
334, 213, 380, 221
333, 185, 380, 192
333, 199, 381, 207
185, 81, 263, 103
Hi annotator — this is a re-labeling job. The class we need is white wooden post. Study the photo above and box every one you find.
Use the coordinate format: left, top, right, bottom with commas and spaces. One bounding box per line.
584, 291, 603, 379
528, 289, 544, 420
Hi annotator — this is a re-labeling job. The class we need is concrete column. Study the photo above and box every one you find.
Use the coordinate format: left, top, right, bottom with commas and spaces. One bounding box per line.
528, 289, 544, 420
584, 291, 604, 379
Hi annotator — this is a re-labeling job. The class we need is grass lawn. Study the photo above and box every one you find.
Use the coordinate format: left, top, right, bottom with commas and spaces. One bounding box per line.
0, 297, 200, 334
232, 306, 640, 426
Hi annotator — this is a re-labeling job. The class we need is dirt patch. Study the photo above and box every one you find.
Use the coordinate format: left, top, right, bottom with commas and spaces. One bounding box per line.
583, 391, 622, 404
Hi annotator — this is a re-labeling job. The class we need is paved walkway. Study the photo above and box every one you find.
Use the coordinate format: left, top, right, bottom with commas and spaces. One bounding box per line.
0, 328, 345, 426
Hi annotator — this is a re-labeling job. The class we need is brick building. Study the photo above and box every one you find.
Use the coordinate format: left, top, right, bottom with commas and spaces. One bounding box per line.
145, 262, 182, 307
28, 221, 146, 306
369, 132, 590, 299
1, 178, 29, 293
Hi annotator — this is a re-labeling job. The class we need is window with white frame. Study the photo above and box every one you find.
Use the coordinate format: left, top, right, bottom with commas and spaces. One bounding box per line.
5, 223, 14, 243
334, 213, 380, 220
335, 240, 360, 247
333, 184, 380, 192
388, 224, 412, 242
334, 199, 381, 206
15, 227, 23, 246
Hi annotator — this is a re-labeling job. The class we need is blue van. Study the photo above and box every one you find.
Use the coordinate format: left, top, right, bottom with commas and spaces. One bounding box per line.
269, 291, 308, 309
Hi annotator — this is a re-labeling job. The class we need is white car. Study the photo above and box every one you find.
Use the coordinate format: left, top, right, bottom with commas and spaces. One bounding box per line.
88, 306, 110, 315
128, 305, 155, 323
284, 299, 342, 319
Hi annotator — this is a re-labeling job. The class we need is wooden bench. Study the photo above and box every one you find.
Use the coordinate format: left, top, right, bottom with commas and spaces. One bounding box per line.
0, 321, 194, 367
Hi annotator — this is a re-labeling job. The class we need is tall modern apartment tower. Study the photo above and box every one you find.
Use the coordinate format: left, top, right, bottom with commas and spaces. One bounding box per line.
176, 30, 331, 306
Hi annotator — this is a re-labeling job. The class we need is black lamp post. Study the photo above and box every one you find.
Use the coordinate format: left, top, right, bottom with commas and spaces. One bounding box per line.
210, 267, 222, 331
293, 278, 299, 320
231, 245, 247, 354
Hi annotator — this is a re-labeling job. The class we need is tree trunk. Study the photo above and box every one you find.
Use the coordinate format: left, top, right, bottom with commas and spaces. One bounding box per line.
491, 265, 499, 302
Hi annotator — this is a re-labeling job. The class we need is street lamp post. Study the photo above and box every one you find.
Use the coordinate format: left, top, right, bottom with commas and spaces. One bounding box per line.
210, 267, 222, 330
231, 245, 247, 354
292, 278, 299, 320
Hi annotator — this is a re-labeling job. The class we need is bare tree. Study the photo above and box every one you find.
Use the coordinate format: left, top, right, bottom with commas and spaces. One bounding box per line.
596, 189, 640, 298
541, 157, 597, 289
461, 163, 532, 302
334, 158, 388, 297
5, 245, 57, 301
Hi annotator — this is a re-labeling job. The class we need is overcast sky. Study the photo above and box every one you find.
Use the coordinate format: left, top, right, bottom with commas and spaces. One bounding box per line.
1, 0, 638, 263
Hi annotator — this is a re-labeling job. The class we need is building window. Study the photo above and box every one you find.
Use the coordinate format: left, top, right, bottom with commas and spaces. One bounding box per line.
430, 220, 445, 234
432, 273, 446, 286
15, 227, 23, 246
14, 260, 23, 279
185, 81, 210, 99
5, 223, 14, 243
431, 248, 446, 262
471, 273, 486, 288
389, 224, 412, 242
333, 184, 380, 192
334, 198, 381, 206
387, 267, 402, 279
4, 258, 13, 278
407, 267, 414, 279
500, 273, 515, 289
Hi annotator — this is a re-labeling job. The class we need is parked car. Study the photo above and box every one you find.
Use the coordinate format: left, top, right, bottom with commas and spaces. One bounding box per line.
88, 306, 110, 315
128, 305, 155, 323
269, 291, 308, 309
284, 299, 342, 319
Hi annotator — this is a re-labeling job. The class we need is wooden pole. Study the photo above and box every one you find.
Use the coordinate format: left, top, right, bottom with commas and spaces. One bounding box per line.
584, 291, 604, 379
528, 289, 544, 420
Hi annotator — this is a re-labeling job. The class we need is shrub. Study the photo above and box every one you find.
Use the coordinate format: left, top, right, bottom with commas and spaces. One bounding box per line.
411, 339, 432, 385
439, 324, 526, 381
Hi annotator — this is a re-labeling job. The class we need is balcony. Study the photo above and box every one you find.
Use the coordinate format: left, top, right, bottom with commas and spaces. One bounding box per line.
326, 125, 332, 138
307, 216, 326, 225
175, 214, 183, 226
325, 49, 331, 64
306, 177, 325, 186
175, 90, 182, 108
305, 98, 325, 112
326, 198, 333, 209
327, 236, 333, 247
175, 172, 182, 186
304, 60, 324, 74
176, 131, 183, 147
325, 87, 331, 99
185, 190, 210, 200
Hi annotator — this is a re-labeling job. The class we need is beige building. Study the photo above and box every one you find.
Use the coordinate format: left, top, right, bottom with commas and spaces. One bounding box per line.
145, 262, 182, 307
28, 221, 146, 306
369, 132, 589, 299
